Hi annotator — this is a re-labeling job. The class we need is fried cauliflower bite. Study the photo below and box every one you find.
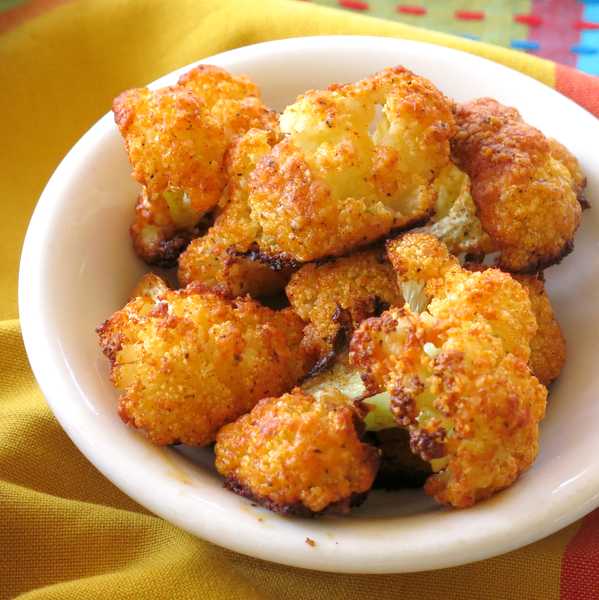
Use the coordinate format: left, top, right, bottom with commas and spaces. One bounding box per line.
114, 66, 277, 265
286, 249, 402, 357
215, 389, 379, 515
178, 64, 278, 138
113, 86, 226, 265
350, 233, 547, 507
96, 277, 312, 446
178, 129, 289, 297
514, 274, 566, 386
452, 98, 585, 272
248, 66, 454, 262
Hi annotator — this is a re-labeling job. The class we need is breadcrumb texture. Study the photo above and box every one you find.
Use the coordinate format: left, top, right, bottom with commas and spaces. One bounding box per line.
286, 249, 402, 354
515, 274, 566, 386
215, 389, 379, 514
114, 65, 276, 265
178, 129, 289, 297
464, 264, 567, 386
351, 233, 547, 507
97, 278, 310, 446
452, 98, 585, 272
249, 66, 454, 261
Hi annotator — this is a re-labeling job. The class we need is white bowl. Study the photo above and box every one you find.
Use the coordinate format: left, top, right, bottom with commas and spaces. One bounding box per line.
19, 36, 599, 574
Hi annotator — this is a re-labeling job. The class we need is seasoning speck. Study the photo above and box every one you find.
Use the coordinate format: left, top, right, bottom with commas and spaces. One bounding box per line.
305, 537, 316, 547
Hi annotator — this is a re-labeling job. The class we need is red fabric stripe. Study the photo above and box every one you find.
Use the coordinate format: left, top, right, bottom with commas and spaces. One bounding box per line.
528, 0, 583, 66
555, 63, 599, 118
338, 0, 369, 10
575, 20, 599, 31
397, 5, 427, 16
0, 0, 70, 34
514, 14, 543, 27
455, 10, 485, 21
560, 509, 599, 599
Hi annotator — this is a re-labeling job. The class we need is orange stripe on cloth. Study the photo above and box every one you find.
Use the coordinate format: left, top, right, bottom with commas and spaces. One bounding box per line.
560, 509, 599, 600
0, 0, 70, 35
556, 63, 599, 119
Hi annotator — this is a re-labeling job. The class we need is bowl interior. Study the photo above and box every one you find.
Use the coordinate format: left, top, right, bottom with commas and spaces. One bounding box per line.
19, 36, 599, 573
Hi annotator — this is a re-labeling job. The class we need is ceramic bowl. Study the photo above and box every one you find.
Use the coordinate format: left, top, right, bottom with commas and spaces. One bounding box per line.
19, 36, 599, 574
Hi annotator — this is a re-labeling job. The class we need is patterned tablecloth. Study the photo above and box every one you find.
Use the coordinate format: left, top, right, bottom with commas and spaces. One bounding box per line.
309, 0, 599, 75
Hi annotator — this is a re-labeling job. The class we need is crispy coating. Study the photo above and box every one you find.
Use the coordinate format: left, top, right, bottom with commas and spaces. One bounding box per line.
178, 64, 278, 138
286, 249, 402, 356
452, 98, 585, 272
249, 66, 454, 261
97, 278, 311, 446
387, 234, 537, 361
114, 66, 277, 265
463, 264, 567, 386
114, 86, 227, 262
351, 234, 546, 507
515, 274, 566, 386
215, 389, 379, 515
178, 129, 290, 297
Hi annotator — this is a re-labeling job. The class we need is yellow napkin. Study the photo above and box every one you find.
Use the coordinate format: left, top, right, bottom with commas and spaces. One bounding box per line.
0, 1, 591, 597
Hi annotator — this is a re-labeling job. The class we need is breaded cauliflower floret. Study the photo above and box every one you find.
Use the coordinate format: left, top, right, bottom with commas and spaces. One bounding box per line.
113, 86, 226, 265
452, 98, 585, 272
215, 389, 379, 515
387, 234, 537, 360
178, 129, 289, 297
350, 233, 547, 507
514, 274, 566, 386
97, 277, 311, 446
114, 66, 277, 265
249, 66, 454, 262
286, 249, 402, 356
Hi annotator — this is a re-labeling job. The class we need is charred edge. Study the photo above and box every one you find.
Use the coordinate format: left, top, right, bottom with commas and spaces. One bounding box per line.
372, 296, 390, 316
578, 189, 590, 210
299, 319, 350, 383
503, 238, 575, 274
223, 477, 369, 518
300, 350, 338, 383
409, 429, 446, 462
390, 386, 418, 427
142, 227, 205, 268
234, 243, 300, 272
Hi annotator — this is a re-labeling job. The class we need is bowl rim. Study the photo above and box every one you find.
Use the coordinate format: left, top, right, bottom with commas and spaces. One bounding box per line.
18, 35, 599, 574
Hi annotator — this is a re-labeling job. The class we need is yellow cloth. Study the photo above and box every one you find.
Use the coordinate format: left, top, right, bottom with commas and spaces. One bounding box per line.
0, 0, 580, 597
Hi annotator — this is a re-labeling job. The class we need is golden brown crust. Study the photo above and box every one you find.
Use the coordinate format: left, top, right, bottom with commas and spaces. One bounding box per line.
113, 86, 226, 216
97, 279, 312, 446
114, 65, 278, 265
178, 129, 290, 297
464, 263, 567, 386
248, 66, 454, 262
215, 389, 379, 514
286, 249, 402, 355
514, 274, 566, 386
350, 234, 547, 507
452, 98, 584, 272
178, 64, 278, 138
